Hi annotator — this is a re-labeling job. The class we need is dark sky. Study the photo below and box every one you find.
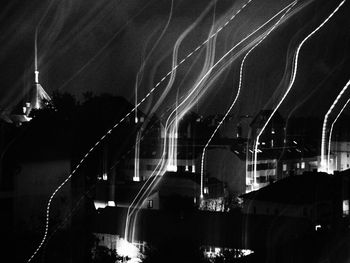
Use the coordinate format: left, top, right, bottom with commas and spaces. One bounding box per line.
1, 0, 349, 121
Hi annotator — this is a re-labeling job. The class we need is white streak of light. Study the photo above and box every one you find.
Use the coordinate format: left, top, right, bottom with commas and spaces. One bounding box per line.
200, 0, 297, 198
254, 0, 346, 186
28, 1, 255, 261
326, 80, 350, 172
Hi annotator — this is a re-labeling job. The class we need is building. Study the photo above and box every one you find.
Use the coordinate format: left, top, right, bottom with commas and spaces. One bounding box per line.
241, 170, 350, 228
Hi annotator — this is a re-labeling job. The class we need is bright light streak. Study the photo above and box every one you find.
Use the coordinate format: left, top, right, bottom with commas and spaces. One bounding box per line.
253, 0, 347, 186
200, 0, 297, 198
319, 80, 350, 172
325, 80, 350, 172
125, 0, 306, 241
29, 0, 237, 256
134, 0, 174, 123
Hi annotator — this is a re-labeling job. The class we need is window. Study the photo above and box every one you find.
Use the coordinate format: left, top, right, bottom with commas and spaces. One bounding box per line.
301, 162, 305, 169
102, 173, 108, 181
296, 163, 300, 169
148, 200, 153, 209
204, 187, 209, 194
283, 164, 287, 171
343, 200, 349, 217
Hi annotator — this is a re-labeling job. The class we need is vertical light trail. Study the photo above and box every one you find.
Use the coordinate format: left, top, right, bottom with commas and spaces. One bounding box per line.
200, 0, 297, 198
133, 0, 174, 181
25, 1, 254, 261
253, 0, 347, 187
134, 0, 174, 124
323, 79, 350, 172
125, 1, 309, 242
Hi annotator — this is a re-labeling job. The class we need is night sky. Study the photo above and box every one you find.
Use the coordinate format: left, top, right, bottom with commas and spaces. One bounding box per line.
1, 0, 349, 120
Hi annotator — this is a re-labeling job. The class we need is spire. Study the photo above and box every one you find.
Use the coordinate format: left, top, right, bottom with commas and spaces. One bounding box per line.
31, 27, 51, 110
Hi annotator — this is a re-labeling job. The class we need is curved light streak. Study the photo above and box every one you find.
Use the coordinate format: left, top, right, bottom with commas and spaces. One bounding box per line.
325, 79, 350, 173
253, 0, 347, 187
200, 0, 297, 198
125, 0, 305, 242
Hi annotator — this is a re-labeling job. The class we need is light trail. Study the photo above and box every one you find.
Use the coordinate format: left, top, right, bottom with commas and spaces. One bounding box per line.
276, 62, 344, 164
125, 0, 306, 243
200, 0, 297, 198
133, 0, 174, 181
125, 16, 219, 241
324, 79, 350, 172
125, 1, 220, 237
253, 0, 347, 187
26, 0, 304, 260
134, 0, 174, 124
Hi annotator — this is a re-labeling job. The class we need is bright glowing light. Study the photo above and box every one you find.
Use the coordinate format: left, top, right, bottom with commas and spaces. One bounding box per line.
34, 70, 39, 84
254, 0, 347, 181
166, 164, 177, 172
116, 238, 140, 261
107, 201, 116, 207
93, 201, 108, 210
102, 172, 108, 181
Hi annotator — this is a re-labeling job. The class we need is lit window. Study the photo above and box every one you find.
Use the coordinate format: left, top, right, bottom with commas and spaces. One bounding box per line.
271, 139, 274, 147
102, 173, 108, 181
283, 164, 287, 171
204, 187, 209, 194
192, 165, 196, 173
343, 200, 349, 217
271, 128, 275, 134
148, 200, 153, 209
301, 162, 305, 169
296, 163, 300, 169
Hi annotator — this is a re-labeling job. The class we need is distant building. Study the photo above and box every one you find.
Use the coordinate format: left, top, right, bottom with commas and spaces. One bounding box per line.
241, 170, 350, 228
329, 141, 350, 172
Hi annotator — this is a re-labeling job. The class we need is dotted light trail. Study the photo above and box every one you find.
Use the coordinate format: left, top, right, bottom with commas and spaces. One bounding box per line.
125, 0, 304, 242
325, 79, 350, 172
253, 0, 347, 186
200, 0, 297, 198
26, 0, 276, 261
